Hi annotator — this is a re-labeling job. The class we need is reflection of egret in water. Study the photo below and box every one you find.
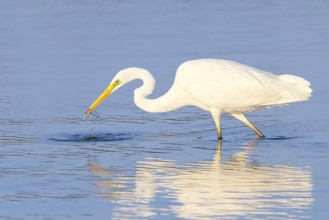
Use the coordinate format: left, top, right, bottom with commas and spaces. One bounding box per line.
90, 140, 313, 219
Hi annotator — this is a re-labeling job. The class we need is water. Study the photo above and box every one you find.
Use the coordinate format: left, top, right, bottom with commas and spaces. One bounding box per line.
1, 0, 329, 219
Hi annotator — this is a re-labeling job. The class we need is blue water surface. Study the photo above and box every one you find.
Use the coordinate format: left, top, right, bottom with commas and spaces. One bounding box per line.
1, 1, 329, 219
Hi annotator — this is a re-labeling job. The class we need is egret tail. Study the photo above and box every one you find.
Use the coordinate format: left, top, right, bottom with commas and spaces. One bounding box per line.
278, 74, 312, 103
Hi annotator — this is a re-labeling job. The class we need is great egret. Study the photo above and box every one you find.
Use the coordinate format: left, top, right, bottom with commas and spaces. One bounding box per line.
85, 59, 312, 139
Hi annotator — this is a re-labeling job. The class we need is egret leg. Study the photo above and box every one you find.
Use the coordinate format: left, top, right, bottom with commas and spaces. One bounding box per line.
211, 111, 222, 140
231, 113, 265, 138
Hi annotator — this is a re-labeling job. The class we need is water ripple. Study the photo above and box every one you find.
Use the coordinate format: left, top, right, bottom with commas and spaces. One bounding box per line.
49, 132, 133, 142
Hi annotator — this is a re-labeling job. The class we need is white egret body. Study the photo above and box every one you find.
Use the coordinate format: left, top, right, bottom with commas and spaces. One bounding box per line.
86, 59, 312, 139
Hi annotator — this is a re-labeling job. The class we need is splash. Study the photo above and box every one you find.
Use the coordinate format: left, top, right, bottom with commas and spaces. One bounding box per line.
83, 111, 98, 142
83, 110, 100, 121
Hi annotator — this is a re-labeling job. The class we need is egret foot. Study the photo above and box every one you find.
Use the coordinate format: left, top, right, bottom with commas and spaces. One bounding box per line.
231, 113, 265, 138
211, 111, 222, 140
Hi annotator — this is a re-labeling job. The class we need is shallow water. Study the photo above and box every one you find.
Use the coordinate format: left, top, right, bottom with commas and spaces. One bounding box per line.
1, 1, 329, 219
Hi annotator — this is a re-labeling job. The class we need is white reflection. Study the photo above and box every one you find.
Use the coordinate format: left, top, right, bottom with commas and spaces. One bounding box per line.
90, 140, 313, 219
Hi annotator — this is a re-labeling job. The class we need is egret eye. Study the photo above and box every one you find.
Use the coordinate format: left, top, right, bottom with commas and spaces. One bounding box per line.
114, 79, 120, 84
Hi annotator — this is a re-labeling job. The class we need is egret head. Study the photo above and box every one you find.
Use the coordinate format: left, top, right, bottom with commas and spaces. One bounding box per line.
85, 68, 140, 115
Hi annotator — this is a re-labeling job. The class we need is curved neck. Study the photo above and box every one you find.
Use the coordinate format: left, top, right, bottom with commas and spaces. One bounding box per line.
131, 69, 187, 113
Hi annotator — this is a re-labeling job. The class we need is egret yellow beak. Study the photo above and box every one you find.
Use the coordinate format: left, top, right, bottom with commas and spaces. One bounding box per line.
85, 81, 120, 114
